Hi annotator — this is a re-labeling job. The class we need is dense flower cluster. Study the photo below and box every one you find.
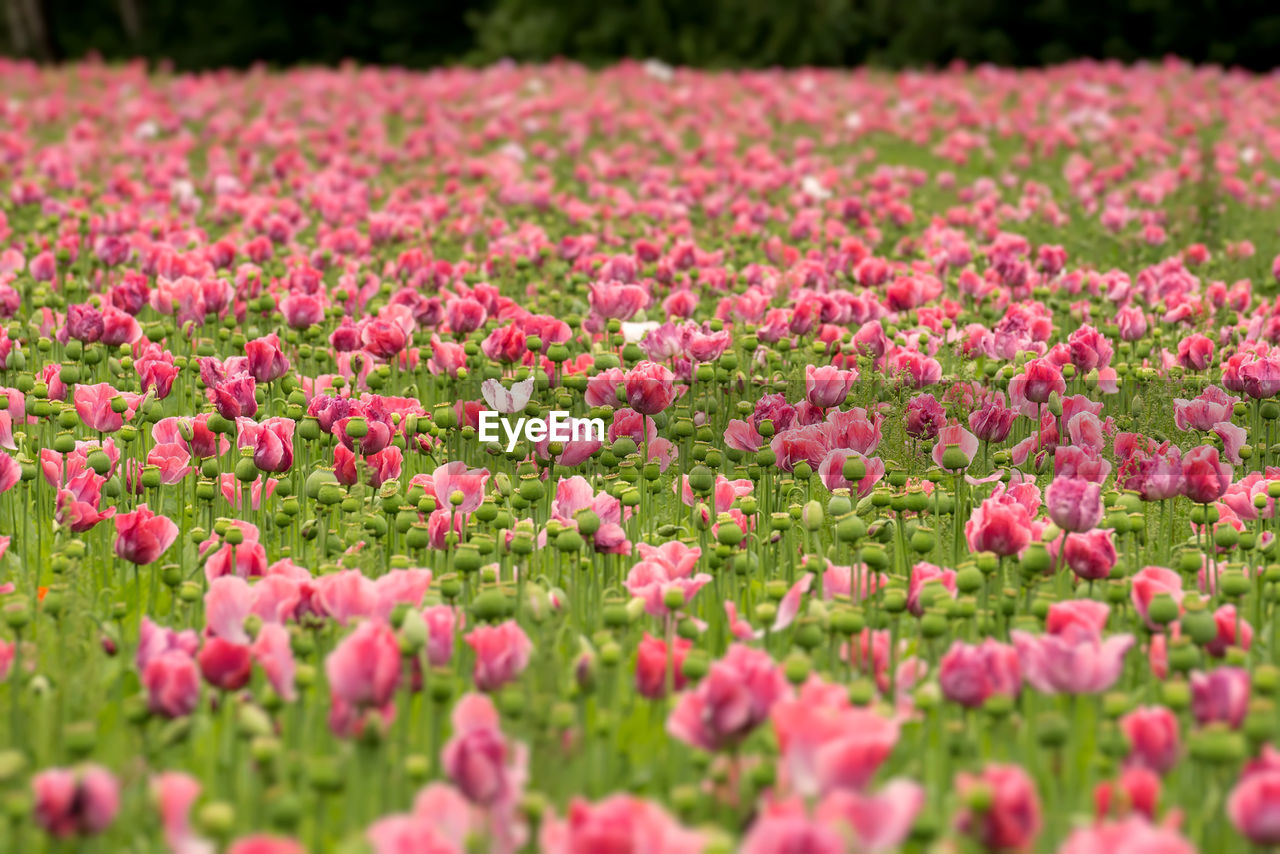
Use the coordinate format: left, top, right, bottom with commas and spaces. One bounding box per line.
0, 56, 1278, 851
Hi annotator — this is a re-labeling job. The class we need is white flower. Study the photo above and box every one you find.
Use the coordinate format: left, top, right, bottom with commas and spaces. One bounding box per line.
498, 142, 527, 163
643, 59, 674, 83
621, 321, 660, 344
481, 377, 534, 414
801, 176, 830, 200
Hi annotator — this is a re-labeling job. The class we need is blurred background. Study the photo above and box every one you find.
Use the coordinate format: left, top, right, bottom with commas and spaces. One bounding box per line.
3, 0, 1280, 69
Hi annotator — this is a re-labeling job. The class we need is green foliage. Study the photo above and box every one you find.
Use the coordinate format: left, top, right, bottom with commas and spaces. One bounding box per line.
5, 0, 1280, 70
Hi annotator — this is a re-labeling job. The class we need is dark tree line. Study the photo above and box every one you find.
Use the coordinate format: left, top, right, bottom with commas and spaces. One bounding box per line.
3, 0, 1280, 70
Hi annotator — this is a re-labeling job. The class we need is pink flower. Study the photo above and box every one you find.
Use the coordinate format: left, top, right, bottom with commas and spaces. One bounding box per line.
442, 693, 526, 807
667, 644, 791, 752
1117, 438, 1184, 500
334, 444, 403, 487
741, 806, 844, 854
539, 795, 705, 854
1067, 324, 1113, 371
203, 526, 269, 581
584, 367, 625, 408
56, 470, 116, 533
625, 542, 711, 617
74, 383, 131, 432
1176, 333, 1215, 370
886, 348, 941, 389
445, 296, 487, 334
366, 814, 462, 854
1094, 765, 1161, 822
280, 293, 325, 329
905, 393, 946, 440
1061, 816, 1194, 854
684, 324, 731, 362
113, 504, 179, 565
805, 364, 857, 409
1131, 566, 1184, 628
965, 483, 1042, 557
426, 334, 468, 378
209, 375, 258, 420
228, 835, 307, 854
236, 417, 295, 472
465, 620, 532, 691
1181, 445, 1233, 504
1018, 358, 1065, 404
954, 763, 1042, 852
146, 442, 192, 484
197, 637, 252, 691
588, 280, 649, 321
326, 620, 401, 737
66, 303, 104, 343
624, 361, 677, 415
938, 639, 1021, 708
142, 651, 200, 718
931, 424, 979, 470
251, 623, 297, 702
635, 632, 691, 699
1120, 706, 1180, 775
1044, 476, 1102, 532
1240, 356, 1280, 400
1116, 306, 1148, 340
969, 397, 1017, 442
676, 473, 752, 515
244, 333, 290, 383
813, 781, 927, 853
1205, 603, 1253, 658
1063, 529, 1117, 581
32, 765, 120, 838
424, 462, 490, 515
150, 772, 207, 854
1191, 667, 1249, 728
30, 250, 56, 282
1173, 386, 1238, 432
772, 677, 899, 796
1229, 769, 1280, 846
1044, 599, 1110, 635
817, 449, 884, 497
908, 561, 956, 616
481, 324, 526, 363
137, 617, 199, 670
362, 318, 409, 360
771, 424, 832, 472
1011, 619, 1133, 695
752, 393, 797, 433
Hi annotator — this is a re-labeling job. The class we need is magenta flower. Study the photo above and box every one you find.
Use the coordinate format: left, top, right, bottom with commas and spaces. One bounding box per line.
32, 765, 120, 839
668, 644, 790, 752
465, 621, 532, 691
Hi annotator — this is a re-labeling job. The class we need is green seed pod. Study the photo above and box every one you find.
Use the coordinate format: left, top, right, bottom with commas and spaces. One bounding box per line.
956, 567, 984, 594
1147, 593, 1180, 626
681, 651, 709, 682
842, 455, 866, 481
1181, 609, 1218, 646
716, 521, 744, 546
861, 544, 888, 571
1220, 570, 1250, 598
939, 444, 970, 470
783, 653, 811, 684
555, 529, 584, 553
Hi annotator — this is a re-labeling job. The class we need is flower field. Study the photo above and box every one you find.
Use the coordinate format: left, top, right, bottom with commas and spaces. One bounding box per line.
3, 56, 1280, 851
